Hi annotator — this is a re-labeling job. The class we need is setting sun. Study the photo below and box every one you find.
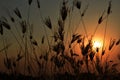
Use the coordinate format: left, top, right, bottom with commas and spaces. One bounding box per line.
93, 41, 102, 49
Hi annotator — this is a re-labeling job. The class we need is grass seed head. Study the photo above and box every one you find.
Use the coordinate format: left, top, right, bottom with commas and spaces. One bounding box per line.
89, 52, 95, 61
96, 47, 99, 52
44, 17, 52, 29
58, 26, 64, 41
116, 39, 120, 45
37, 0, 40, 8
41, 36, 44, 44
17, 52, 23, 62
14, 8, 22, 19
53, 32, 59, 42
16, 55, 23, 61
2, 21, 11, 30
107, 0, 112, 15
20, 21, 27, 34
81, 41, 92, 56
0, 22, 3, 35
71, 34, 81, 44
102, 50, 105, 56
98, 16, 103, 24
75, 0, 81, 10
43, 52, 48, 61
58, 18, 64, 29
10, 17, 15, 23
28, 0, 33, 5
32, 40, 38, 46
77, 37, 82, 43
109, 39, 115, 51
98, 10, 105, 24
4, 58, 12, 70
30, 35, 33, 39
53, 41, 65, 55
60, 3, 68, 21
81, 4, 89, 17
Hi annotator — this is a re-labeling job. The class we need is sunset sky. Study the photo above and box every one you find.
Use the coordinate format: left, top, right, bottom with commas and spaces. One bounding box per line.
0, 0, 119, 41
0, 0, 120, 72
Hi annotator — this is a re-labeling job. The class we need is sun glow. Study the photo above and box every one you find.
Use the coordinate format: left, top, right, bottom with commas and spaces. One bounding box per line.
93, 41, 102, 49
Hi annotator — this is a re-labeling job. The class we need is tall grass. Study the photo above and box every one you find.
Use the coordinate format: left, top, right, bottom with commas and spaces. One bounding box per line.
0, 0, 120, 80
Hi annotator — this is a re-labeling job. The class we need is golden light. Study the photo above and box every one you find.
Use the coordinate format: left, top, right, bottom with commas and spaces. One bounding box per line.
93, 41, 102, 49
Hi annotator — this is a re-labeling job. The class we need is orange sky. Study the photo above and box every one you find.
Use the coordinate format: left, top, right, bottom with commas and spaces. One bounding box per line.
0, 0, 120, 73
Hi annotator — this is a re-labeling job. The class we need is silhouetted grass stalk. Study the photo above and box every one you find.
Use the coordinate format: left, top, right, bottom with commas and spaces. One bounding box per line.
65, 8, 73, 46
102, 15, 109, 56
10, 30, 23, 51
93, 10, 105, 37
79, 10, 88, 40
38, 8, 51, 51
24, 35, 28, 75
73, 18, 82, 34
6, 8, 25, 45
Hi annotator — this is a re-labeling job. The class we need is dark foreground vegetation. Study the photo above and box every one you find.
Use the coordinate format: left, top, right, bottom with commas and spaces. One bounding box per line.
0, 72, 120, 80
0, 0, 120, 80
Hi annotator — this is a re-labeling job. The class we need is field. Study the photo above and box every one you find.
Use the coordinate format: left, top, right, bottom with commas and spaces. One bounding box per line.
0, 0, 120, 80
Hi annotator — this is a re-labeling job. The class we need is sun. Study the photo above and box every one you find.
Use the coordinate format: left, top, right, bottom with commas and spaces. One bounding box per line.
93, 41, 102, 49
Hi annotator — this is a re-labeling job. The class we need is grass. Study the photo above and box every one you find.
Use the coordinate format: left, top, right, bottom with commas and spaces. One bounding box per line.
0, 0, 120, 80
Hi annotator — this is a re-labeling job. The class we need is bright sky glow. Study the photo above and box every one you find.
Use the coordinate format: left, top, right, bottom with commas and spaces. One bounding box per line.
93, 41, 102, 49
